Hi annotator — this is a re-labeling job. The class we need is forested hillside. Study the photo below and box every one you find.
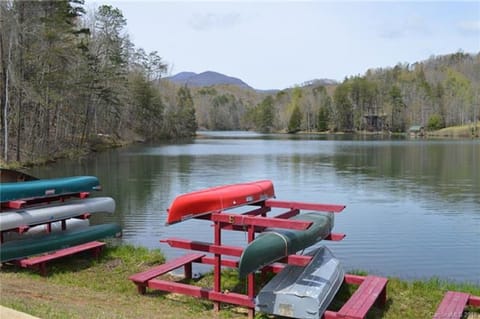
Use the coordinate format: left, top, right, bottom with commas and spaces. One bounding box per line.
164, 53, 479, 135
0, 0, 197, 164
1, 1, 478, 165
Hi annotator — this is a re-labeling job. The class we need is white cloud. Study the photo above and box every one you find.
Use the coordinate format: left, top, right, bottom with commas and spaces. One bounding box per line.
457, 20, 480, 36
188, 12, 242, 31
379, 14, 430, 39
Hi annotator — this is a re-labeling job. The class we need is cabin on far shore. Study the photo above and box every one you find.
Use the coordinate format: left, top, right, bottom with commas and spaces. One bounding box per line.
408, 125, 425, 137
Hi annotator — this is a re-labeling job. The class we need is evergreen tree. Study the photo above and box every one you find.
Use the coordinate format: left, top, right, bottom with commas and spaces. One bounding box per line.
390, 85, 406, 132
288, 105, 302, 133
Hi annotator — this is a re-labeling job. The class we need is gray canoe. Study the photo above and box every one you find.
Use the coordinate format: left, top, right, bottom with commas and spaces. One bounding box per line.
0, 197, 115, 231
2, 219, 90, 242
255, 245, 344, 318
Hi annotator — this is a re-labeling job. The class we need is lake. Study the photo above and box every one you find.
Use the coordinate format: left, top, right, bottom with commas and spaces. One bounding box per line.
29, 132, 480, 284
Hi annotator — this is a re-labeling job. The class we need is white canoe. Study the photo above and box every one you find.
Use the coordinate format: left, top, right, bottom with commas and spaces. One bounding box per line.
0, 197, 115, 231
2, 218, 90, 242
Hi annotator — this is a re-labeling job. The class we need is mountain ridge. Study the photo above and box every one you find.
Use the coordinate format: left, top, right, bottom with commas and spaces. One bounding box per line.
165, 71, 338, 91
165, 71, 254, 90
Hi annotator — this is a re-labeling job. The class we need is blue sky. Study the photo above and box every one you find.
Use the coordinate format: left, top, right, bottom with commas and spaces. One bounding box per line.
89, 1, 480, 90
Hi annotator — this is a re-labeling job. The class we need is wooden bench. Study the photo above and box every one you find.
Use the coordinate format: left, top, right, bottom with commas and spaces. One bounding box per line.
433, 291, 480, 319
129, 253, 206, 294
18, 241, 105, 276
336, 275, 388, 319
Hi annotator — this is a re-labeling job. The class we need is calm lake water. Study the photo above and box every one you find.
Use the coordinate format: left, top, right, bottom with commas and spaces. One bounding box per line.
29, 132, 480, 284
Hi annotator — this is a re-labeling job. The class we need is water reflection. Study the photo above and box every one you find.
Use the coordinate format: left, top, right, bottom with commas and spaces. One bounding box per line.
28, 133, 480, 283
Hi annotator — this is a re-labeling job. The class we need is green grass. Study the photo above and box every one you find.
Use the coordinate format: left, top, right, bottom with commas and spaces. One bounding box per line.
1, 244, 479, 319
429, 123, 480, 138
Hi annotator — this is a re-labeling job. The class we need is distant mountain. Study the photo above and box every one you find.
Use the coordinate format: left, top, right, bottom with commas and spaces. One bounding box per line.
165, 71, 253, 89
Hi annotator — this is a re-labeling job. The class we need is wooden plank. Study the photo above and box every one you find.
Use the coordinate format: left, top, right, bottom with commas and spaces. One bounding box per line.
433, 291, 470, 319
264, 199, 346, 213
147, 279, 255, 308
160, 238, 244, 257
211, 213, 313, 230
201, 256, 239, 268
326, 232, 346, 241
337, 275, 388, 319
469, 295, 480, 307
129, 253, 205, 284
2, 200, 26, 209
1, 192, 90, 210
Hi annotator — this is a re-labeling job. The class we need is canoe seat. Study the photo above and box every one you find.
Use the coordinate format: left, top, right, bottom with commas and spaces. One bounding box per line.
336, 275, 388, 319
129, 253, 205, 294
18, 241, 105, 276
433, 291, 480, 319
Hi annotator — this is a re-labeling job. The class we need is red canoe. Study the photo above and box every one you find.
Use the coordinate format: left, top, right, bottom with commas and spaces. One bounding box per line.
166, 180, 275, 225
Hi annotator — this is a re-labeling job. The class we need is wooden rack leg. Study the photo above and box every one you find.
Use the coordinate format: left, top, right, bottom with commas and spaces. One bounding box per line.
247, 224, 256, 319
213, 221, 221, 312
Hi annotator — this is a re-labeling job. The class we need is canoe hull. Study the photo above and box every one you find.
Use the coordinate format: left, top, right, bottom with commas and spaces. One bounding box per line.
0, 223, 122, 262
0, 197, 115, 231
238, 212, 333, 277
166, 180, 275, 225
255, 245, 344, 318
2, 219, 90, 242
0, 176, 100, 203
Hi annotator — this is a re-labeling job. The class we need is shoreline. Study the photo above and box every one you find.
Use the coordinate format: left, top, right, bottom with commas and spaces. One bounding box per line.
2, 124, 478, 170
0, 244, 479, 319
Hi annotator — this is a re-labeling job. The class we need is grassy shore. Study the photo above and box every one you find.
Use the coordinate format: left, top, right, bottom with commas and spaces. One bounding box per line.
427, 123, 480, 138
0, 244, 479, 319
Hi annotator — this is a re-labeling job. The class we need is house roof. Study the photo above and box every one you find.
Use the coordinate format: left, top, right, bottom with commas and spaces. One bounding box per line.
409, 125, 424, 131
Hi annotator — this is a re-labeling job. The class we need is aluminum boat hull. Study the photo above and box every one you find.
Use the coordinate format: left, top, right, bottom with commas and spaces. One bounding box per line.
255, 245, 344, 318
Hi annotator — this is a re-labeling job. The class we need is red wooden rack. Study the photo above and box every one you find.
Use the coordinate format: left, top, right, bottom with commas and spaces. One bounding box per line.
129, 199, 388, 319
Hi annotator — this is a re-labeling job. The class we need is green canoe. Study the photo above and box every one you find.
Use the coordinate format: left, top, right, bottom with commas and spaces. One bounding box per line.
0, 176, 100, 203
238, 212, 333, 278
0, 223, 122, 262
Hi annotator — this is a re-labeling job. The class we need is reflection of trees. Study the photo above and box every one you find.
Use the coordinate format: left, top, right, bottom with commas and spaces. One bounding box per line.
332, 141, 480, 205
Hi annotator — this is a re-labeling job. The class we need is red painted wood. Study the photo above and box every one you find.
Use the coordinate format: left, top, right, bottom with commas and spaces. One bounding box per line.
20, 241, 105, 267
160, 238, 243, 257
265, 199, 346, 213
129, 253, 205, 284
3, 200, 26, 209
322, 310, 338, 319
344, 274, 366, 285
242, 206, 271, 216
326, 233, 346, 241
469, 295, 480, 307
201, 256, 238, 268
274, 208, 300, 220
2, 192, 91, 210
213, 221, 221, 312
211, 213, 312, 230
337, 275, 388, 319
278, 254, 313, 267
147, 279, 255, 308
433, 291, 470, 319
19, 241, 105, 276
